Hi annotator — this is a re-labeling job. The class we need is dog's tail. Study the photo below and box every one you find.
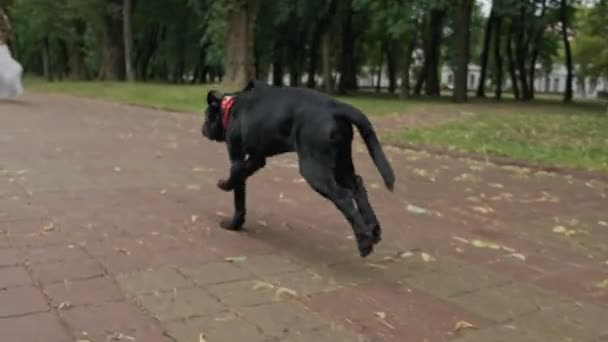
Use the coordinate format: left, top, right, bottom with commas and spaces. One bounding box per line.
336, 106, 395, 191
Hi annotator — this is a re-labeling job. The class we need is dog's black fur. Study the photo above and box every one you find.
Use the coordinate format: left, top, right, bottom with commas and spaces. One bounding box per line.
201, 80, 395, 257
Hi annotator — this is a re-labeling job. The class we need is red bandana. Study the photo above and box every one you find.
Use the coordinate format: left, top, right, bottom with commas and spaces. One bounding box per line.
220, 96, 235, 129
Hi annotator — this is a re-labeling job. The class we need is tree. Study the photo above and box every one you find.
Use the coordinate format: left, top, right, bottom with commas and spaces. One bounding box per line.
224, 0, 259, 86
453, 0, 474, 102
559, 0, 573, 102
476, 3, 496, 98
123, 0, 134, 81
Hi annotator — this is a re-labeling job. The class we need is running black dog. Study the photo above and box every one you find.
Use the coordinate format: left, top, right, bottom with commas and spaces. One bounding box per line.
201, 81, 395, 257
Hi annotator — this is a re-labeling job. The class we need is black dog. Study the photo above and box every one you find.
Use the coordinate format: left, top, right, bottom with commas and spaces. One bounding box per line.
201, 81, 395, 257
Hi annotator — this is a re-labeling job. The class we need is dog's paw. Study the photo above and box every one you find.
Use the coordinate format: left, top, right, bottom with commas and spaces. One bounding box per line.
371, 224, 382, 245
357, 234, 375, 258
220, 219, 244, 231
217, 179, 233, 192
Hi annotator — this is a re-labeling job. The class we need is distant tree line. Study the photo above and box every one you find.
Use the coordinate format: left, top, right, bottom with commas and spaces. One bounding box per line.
1, 0, 606, 103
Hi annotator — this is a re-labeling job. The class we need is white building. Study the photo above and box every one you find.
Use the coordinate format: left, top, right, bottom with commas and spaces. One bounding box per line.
268, 64, 607, 99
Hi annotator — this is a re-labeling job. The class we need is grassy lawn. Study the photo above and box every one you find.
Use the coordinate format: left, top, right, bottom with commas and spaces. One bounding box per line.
26, 79, 608, 171
401, 102, 608, 171
25, 79, 413, 117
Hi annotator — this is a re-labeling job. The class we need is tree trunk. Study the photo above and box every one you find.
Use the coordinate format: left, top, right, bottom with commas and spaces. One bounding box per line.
224, 0, 259, 86
98, 0, 124, 80
69, 19, 87, 80
477, 8, 495, 98
424, 9, 445, 97
400, 26, 418, 99
42, 37, 51, 81
506, 22, 520, 100
375, 42, 384, 92
306, 0, 337, 88
123, 0, 135, 81
453, 0, 474, 102
386, 41, 397, 93
560, 0, 573, 102
493, 16, 503, 100
338, 0, 357, 93
322, 33, 333, 92
135, 24, 159, 81
528, 0, 548, 100
272, 38, 284, 86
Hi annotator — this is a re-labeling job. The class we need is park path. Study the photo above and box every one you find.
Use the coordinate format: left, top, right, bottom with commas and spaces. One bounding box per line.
1, 93, 607, 342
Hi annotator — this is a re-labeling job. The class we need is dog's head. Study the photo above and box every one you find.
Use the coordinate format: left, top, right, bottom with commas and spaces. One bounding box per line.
202, 90, 226, 142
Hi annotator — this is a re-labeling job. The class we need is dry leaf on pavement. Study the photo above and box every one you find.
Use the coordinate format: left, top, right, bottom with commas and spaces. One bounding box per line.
453, 320, 477, 332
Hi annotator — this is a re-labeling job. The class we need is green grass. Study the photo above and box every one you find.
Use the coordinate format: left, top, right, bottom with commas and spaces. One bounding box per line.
403, 104, 608, 171
26, 78, 608, 171
25, 78, 412, 117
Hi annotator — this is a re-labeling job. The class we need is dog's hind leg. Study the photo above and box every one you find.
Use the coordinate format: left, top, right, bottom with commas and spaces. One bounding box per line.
334, 138, 382, 245
299, 157, 375, 257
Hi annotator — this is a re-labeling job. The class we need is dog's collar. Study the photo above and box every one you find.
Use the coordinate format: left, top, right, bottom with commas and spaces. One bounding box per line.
220, 96, 235, 129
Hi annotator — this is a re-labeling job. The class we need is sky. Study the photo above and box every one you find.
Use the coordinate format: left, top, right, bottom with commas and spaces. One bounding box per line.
479, 0, 492, 16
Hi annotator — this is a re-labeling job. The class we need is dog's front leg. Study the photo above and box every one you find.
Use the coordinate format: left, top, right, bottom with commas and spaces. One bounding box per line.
220, 182, 246, 230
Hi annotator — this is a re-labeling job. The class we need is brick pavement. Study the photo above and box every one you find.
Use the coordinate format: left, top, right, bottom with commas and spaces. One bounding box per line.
0, 93, 607, 341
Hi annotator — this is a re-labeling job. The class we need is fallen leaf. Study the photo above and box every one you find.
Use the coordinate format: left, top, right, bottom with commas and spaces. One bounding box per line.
471, 206, 494, 214
374, 312, 386, 320
596, 279, 608, 289
56, 301, 71, 310
187, 184, 201, 190
117, 248, 131, 256
252, 280, 275, 291
225, 256, 247, 263
216, 211, 229, 217
107, 332, 135, 341
113, 166, 121, 173
374, 311, 395, 330
421, 252, 436, 263
257, 220, 268, 227
199, 333, 208, 342
453, 320, 477, 332
191, 215, 199, 223
471, 239, 501, 250
452, 236, 470, 244
407, 204, 430, 215
488, 183, 504, 189
160, 189, 167, 195
399, 251, 414, 259
599, 221, 608, 227
43, 222, 55, 232
552, 226, 577, 237
275, 286, 298, 299
507, 253, 527, 261
365, 262, 388, 269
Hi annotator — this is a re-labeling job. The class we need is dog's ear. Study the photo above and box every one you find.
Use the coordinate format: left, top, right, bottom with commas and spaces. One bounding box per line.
207, 90, 223, 107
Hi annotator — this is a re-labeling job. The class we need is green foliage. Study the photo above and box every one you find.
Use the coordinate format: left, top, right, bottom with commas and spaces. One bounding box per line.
573, 0, 608, 77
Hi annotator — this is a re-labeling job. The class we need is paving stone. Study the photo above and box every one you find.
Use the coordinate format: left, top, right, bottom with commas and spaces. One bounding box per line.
62, 301, 172, 342
308, 284, 489, 342
0, 286, 49, 317
208, 279, 276, 307
165, 313, 267, 342
118, 268, 192, 295
239, 301, 326, 338
29, 259, 105, 284
137, 287, 225, 322
263, 269, 343, 297
44, 276, 124, 307
449, 283, 565, 322
0, 266, 33, 288
179, 261, 253, 285
238, 255, 304, 276
0, 248, 19, 267
515, 302, 608, 341
25, 245, 87, 264
453, 325, 543, 342
405, 264, 509, 298
281, 327, 366, 342
0, 312, 71, 342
